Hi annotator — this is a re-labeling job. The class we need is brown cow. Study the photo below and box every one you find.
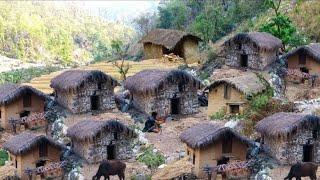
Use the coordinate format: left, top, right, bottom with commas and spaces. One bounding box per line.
92, 160, 126, 180
284, 162, 318, 180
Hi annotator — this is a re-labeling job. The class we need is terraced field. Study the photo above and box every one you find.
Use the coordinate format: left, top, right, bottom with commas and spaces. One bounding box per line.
23, 59, 182, 94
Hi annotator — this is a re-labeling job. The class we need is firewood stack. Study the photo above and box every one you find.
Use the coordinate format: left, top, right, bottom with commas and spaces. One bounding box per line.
162, 53, 184, 63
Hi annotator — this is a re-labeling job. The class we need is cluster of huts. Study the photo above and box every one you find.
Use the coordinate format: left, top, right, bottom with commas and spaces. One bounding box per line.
0, 28, 320, 179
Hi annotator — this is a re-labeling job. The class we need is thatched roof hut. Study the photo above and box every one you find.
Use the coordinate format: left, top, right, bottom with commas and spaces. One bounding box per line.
3, 132, 65, 155
50, 70, 118, 92
139, 29, 201, 51
284, 43, 320, 63
0, 83, 47, 106
124, 69, 202, 95
255, 112, 320, 138
208, 73, 267, 96
223, 32, 282, 51
180, 123, 253, 149
67, 120, 136, 141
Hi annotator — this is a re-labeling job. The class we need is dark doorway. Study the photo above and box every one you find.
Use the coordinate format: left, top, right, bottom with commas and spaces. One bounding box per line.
23, 94, 31, 108
171, 98, 180, 115
303, 144, 314, 162
39, 141, 48, 158
229, 105, 240, 114
107, 144, 116, 160
240, 54, 248, 68
300, 67, 309, 74
90, 95, 100, 110
20, 110, 30, 118
36, 160, 46, 168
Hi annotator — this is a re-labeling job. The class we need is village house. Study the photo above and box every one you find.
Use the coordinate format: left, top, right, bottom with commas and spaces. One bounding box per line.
180, 123, 252, 179
0, 83, 47, 130
124, 69, 201, 117
67, 119, 136, 164
3, 132, 66, 179
256, 112, 320, 165
50, 70, 118, 114
207, 73, 267, 116
223, 32, 282, 70
285, 43, 320, 74
139, 29, 201, 64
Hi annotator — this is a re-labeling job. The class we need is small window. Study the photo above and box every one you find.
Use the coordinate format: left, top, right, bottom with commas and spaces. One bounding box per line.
15, 159, 17, 168
299, 53, 306, 65
23, 94, 31, 108
98, 83, 102, 90
222, 136, 232, 154
224, 84, 230, 99
39, 142, 48, 158
229, 105, 240, 114
0, 110, 2, 119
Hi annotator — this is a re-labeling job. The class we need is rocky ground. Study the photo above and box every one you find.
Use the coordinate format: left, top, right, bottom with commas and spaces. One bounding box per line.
270, 166, 320, 179
0, 55, 46, 72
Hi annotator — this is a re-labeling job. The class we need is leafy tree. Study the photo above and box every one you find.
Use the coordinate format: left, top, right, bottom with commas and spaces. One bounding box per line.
132, 12, 157, 37
157, 1, 189, 30
110, 40, 131, 80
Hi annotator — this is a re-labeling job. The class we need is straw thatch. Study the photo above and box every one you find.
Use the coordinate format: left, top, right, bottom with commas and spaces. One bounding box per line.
0, 83, 47, 106
284, 43, 320, 63
224, 32, 282, 51
50, 70, 118, 91
255, 112, 320, 138
180, 123, 253, 149
208, 73, 267, 96
139, 29, 201, 50
3, 132, 65, 155
124, 69, 202, 95
67, 120, 136, 141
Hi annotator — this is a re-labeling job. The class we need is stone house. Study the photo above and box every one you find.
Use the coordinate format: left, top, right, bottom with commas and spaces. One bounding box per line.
67, 120, 136, 164
3, 132, 65, 179
207, 72, 267, 116
223, 32, 282, 70
0, 83, 47, 130
124, 69, 202, 117
285, 43, 320, 74
139, 29, 201, 64
180, 123, 252, 179
50, 70, 118, 114
256, 112, 320, 165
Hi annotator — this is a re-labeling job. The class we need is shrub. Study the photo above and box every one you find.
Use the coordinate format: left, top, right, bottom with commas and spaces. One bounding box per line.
210, 109, 226, 120
0, 149, 8, 166
137, 146, 165, 169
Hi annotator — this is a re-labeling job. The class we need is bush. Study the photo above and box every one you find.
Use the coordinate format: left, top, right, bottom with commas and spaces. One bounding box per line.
137, 146, 165, 169
210, 109, 226, 120
0, 149, 8, 166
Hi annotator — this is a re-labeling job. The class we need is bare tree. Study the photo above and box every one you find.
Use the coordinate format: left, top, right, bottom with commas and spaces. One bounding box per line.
109, 40, 131, 80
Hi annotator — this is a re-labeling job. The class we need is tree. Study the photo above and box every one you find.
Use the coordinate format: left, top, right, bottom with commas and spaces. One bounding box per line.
260, 0, 305, 51
109, 40, 131, 80
132, 12, 157, 37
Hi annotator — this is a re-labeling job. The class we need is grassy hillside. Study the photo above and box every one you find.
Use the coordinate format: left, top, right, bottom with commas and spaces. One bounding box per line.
0, 1, 134, 66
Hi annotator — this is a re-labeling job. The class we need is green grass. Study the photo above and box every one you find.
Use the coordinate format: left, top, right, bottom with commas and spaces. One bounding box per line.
0, 149, 8, 166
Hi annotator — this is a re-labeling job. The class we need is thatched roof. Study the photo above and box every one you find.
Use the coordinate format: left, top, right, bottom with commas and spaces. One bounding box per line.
3, 132, 65, 155
224, 32, 282, 51
67, 120, 136, 141
208, 73, 267, 96
255, 112, 320, 138
124, 69, 202, 95
180, 123, 253, 149
139, 29, 201, 50
50, 70, 118, 91
0, 83, 47, 106
284, 43, 320, 63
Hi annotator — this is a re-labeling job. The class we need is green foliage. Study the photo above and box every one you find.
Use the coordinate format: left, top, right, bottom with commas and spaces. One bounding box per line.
0, 149, 8, 166
210, 109, 226, 120
0, 1, 134, 65
137, 146, 165, 169
0, 66, 61, 84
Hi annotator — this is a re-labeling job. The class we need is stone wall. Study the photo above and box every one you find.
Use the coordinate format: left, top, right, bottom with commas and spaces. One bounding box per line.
263, 128, 320, 165
55, 81, 116, 114
72, 132, 134, 164
132, 83, 199, 117
224, 41, 278, 70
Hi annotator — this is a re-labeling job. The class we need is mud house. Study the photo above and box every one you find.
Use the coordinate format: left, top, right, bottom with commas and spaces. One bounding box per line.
223, 32, 282, 70
256, 112, 320, 165
50, 70, 118, 114
0, 83, 47, 130
67, 120, 136, 164
3, 132, 65, 179
207, 73, 267, 116
139, 29, 201, 64
180, 123, 252, 179
285, 43, 320, 74
124, 69, 201, 117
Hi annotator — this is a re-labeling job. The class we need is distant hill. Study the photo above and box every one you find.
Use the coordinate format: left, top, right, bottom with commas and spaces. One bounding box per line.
0, 1, 135, 66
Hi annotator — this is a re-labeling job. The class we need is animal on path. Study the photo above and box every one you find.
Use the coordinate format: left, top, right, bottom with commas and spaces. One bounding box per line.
92, 160, 126, 180
284, 162, 318, 180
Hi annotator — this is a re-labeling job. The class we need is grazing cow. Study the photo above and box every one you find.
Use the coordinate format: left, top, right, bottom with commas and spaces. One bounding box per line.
284, 162, 318, 180
92, 160, 126, 180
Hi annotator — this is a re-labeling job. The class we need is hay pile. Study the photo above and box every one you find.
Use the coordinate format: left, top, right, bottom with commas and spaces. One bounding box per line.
162, 53, 184, 63
152, 157, 194, 180
0, 164, 17, 179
